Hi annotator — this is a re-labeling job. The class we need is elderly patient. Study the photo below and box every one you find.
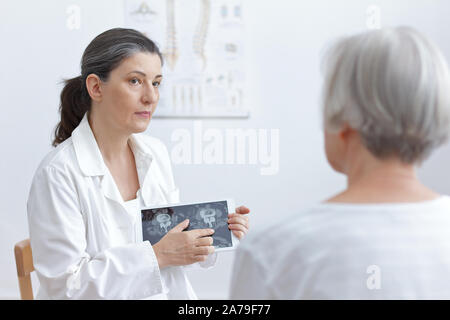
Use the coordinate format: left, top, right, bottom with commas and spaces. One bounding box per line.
230, 27, 450, 299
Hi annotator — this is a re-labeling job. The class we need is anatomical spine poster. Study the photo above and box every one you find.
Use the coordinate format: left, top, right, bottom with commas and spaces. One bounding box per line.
124, 0, 248, 118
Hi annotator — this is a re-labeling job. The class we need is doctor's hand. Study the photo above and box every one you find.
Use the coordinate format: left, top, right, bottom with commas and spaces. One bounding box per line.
228, 205, 250, 240
152, 219, 215, 269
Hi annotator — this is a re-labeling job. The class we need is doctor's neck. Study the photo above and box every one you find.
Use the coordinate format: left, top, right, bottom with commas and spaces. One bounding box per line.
87, 110, 132, 163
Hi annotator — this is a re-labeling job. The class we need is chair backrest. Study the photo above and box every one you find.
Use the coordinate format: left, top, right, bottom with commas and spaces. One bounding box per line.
14, 239, 34, 300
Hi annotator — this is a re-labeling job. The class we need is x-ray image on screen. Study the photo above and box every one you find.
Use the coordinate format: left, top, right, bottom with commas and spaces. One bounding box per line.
141, 200, 232, 248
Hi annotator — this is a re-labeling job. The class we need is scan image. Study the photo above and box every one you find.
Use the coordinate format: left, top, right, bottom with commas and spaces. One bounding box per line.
142, 207, 184, 239
142, 200, 232, 248
190, 203, 228, 230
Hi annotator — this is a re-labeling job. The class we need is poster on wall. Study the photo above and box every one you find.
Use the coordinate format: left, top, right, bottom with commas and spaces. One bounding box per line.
124, 0, 248, 118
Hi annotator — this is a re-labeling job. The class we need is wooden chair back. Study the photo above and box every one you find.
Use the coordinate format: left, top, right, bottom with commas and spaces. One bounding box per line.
14, 239, 34, 300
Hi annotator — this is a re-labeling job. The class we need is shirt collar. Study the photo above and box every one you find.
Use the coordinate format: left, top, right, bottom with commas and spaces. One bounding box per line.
72, 112, 154, 178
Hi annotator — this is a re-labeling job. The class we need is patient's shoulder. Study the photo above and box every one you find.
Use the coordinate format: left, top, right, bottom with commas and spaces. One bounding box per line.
239, 207, 333, 258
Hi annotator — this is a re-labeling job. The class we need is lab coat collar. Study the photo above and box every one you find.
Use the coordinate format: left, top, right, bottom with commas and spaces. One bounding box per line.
72, 112, 154, 205
72, 112, 107, 177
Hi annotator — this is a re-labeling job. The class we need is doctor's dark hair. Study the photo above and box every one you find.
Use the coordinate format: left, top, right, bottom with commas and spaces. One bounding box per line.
52, 28, 163, 147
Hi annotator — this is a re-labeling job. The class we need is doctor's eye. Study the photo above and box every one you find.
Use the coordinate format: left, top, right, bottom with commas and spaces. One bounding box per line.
152, 81, 161, 88
129, 78, 142, 85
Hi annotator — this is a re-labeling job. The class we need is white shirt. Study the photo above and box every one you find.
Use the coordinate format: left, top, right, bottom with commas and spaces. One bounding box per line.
230, 196, 450, 299
27, 113, 216, 300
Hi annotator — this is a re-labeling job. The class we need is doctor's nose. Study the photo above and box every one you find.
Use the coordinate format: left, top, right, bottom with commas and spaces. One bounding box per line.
142, 84, 159, 105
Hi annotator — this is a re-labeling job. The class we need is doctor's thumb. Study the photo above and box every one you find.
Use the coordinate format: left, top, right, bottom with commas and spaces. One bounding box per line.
169, 219, 190, 233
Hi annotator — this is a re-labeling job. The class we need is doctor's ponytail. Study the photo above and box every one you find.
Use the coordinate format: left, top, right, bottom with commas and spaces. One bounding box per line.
52, 28, 163, 147
52, 75, 90, 147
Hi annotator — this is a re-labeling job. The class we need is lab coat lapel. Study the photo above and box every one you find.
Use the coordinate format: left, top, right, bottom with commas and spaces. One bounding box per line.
141, 165, 166, 207
72, 113, 126, 206
128, 135, 164, 207
100, 171, 125, 205
128, 135, 153, 193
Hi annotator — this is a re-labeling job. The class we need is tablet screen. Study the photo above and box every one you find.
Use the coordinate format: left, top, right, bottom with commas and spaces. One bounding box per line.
141, 200, 232, 248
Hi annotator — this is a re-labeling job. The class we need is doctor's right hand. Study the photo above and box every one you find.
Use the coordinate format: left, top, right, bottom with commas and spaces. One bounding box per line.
152, 219, 215, 269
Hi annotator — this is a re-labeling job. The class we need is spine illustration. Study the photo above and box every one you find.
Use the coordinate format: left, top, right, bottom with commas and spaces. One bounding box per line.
163, 0, 179, 71
193, 0, 210, 71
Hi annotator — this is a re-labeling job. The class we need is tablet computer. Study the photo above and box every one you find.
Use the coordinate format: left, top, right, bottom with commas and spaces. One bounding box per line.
141, 199, 238, 252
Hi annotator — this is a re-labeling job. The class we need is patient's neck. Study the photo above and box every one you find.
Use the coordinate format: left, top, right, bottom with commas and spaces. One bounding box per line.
328, 147, 439, 204
346, 154, 417, 189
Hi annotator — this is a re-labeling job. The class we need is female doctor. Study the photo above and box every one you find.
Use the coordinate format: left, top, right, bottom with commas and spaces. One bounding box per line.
26, 28, 250, 299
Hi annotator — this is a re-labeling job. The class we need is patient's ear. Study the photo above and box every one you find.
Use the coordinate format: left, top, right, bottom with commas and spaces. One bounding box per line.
324, 128, 346, 173
338, 124, 353, 141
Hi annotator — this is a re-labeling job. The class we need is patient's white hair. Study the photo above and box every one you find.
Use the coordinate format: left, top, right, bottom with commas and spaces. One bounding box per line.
322, 26, 450, 163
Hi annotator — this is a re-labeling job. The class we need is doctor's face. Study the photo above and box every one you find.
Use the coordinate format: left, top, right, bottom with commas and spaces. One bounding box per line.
96, 51, 162, 134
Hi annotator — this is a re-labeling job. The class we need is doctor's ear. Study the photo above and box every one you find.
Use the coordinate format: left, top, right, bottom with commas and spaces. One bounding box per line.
85, 74, 103, 102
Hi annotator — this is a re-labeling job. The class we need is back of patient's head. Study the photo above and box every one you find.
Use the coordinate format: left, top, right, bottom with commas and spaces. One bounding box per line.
321, 26, 450, 164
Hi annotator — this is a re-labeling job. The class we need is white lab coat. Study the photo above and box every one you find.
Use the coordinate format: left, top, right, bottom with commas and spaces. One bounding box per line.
27, 113, 216, 299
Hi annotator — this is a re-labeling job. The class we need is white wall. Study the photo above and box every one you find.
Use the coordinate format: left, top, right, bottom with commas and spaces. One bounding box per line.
1, 0, 450, 299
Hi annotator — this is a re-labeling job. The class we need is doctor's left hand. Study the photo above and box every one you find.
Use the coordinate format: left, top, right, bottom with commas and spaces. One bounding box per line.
228, 206, 250, 240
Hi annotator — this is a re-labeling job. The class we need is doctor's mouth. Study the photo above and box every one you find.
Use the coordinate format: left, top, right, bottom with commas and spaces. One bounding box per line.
135, 111, 152, 119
